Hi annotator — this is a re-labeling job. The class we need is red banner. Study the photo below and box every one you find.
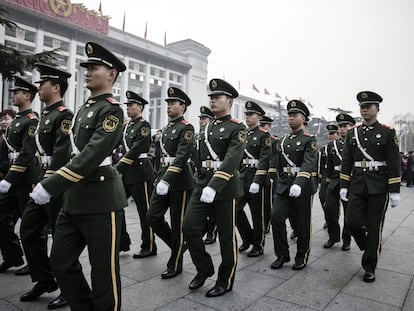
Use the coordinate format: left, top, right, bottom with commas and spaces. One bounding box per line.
6, 0, 110, 34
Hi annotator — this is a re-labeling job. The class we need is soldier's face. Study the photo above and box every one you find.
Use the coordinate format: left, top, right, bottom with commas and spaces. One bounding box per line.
85, 64, 116, 90
37, 80, 55, 102
338, 124, 352, 138
328, 132, 339, 141
245, 112, 261, 127
209, 95, 230, 115
126, 103, 141, 118
167, 101, 184, 119
360, 104, 379, 121
11, 90, 29, 107
261, 124, 271, 131
288, 112, 305, 130
199, 116, 210, 126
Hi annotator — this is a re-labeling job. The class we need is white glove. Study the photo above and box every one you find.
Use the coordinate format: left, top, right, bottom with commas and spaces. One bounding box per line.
340, 188, 348, 202
0, 180, 11, 193
156, 180, 169, 196
389, 192, 400, 208
200, 186, 216, 203
289, 184, 301, 198
249, 182, 260, 194
30, 183, 52, 205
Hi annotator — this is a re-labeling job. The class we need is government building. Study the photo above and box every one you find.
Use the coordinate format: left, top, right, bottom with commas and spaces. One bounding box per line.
1, 0, 283, 131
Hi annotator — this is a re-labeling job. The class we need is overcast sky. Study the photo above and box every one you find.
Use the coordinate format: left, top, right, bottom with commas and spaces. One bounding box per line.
83, 0, 414, 124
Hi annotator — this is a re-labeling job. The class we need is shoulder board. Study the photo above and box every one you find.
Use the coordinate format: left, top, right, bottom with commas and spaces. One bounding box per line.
106, 97, 120, 105
27, 113, 38, 120
271, 135, 278, 139
258, 127, 268, 133
381, 123, 394, 130
180, 120, 189, 125
140, 118, 146, 122
230, 118, 242, 124
303, 132, 314, 137
57, 106, 67, 112
352, 125, 360, 129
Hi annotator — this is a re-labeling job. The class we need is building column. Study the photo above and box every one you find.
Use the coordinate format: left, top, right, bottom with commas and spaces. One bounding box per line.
32, 26, 44, 113
120, 56, 129, 119
143, 62, 151, 121
160, 69, 169, 127
67, 38, 77, 111
0, 24, 5, 109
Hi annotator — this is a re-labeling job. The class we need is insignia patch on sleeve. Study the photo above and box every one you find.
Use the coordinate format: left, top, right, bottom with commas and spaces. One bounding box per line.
238, 130, 246, 143
103, 115, 120, 133
394, 135, 399, 146
61, 119, 72, 134
28, 125, 36, 137
184, 130, 193, 142
310, 141, 317, 151
265, 137, 272, 146
141, 127, 150, 137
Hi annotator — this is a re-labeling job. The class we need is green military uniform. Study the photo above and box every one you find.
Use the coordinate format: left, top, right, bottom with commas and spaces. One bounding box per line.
271, 100, 317, 269
37, 42, 127, 310
265, 133, 279, 231
318, 145, 328, 214
340, 91, 400, 279
147, 87, 194, 278
0, 76, 40, 271
183, 79, 245, 297
324, 115, 355, 249
20, 65, 73, 289
237, 101, 271, 256
116, 91, 156, 257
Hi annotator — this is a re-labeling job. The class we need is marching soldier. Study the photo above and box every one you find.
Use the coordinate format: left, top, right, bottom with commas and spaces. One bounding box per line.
270, 100, 317, 270
116, 91, 157, 258
259, 116, 278, 233
323, 115, 355, 250
318, 125, 339, 230
197, 106, 218, 245
183, 78, 245, 297
340, 91, 400, 282
237, 101, 271, 256
0, 76, 40, 273
147, 87, 194, 279
30, 42, 128, 310
19, 64, 72, 309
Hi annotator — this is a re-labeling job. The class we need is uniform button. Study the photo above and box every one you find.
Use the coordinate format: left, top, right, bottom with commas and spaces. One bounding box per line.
363, 168, 366, 172
139, 162, 142, 165
99, 176, 105, 181
364, 138, 368, 141
78, 118, 82, 121
86, 125, 89, 129
86, 104, 90, 108
210, 132, 213, 135
287, 145, 290, 147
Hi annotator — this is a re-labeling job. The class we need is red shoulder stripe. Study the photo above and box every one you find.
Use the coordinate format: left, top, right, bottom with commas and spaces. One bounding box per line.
57, 106, 67, 112
303, 132, 314, 137
27, 113, 37, 120
180, 120, 189, 125
106, 97, 120, 104
230, 118, 242, 124
381, 123, 394, 130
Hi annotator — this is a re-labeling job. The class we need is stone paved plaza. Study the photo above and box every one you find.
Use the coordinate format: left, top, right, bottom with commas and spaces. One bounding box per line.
1, 187, 414, 310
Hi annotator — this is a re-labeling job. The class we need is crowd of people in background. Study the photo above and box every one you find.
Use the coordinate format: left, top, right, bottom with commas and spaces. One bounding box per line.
401, 151, 414, 187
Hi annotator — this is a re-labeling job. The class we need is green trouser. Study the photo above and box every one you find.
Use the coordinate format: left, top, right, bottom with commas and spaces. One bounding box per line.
147, 190, 189, 272
20, 195, 63, 283
271, 191, 313, 264
346, 191, 388, 273
123, 181, 156, 252
0, 184, 32, 262
236, 187, 266, 250
183, 187, 238, 290
50, 210, 123, 311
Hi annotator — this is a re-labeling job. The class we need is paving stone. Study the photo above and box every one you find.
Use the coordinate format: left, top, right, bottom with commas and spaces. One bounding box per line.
157, 298, 217, 311
343, 268, 412, 307
377, 248, 414, 275
247, 296, 315, 311
0, 299, 20, 311
325, 293, 401, 311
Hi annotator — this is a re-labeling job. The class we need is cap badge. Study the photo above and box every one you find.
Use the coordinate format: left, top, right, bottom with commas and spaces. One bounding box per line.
126, 91, 130, 98
168, 87, 174, 95
340, 114, 344, 120
211, 80, 217, 88
86, 43, 93, 55
247, 102, 252, 108
291, 101, 296, 107
361, 92, 368, 99
201, 107, 205, 112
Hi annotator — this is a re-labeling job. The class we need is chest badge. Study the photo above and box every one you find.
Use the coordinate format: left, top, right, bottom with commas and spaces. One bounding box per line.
87, 111, 94, 118
172, 129, 176, 134
15, 122, 20, 127
296, 141, 301, 145
376, 134, 381, 138
253, 137, 257, 141
219, 127, 225, 132
45, 119, 50, 125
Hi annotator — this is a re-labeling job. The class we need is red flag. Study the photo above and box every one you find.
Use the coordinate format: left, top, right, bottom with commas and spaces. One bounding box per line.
252, 84, 260, 93
122, 12, 126, 31
144, 21, 148, 39
98, 1, 102, 15
164, 31, 167, 47
275, 92, 281, 98
264, 88, 270, 95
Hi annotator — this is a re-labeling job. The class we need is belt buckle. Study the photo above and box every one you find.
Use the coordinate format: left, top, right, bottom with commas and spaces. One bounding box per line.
361, 160, 367, 169
206, 160, 211, 168
286, 167, 292, 174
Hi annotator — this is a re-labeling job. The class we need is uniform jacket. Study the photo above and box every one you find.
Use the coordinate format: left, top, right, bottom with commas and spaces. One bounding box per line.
157, 116, 194, 191
326, 137, 345, 191
194, 114, 246, 200
41, 93, 127, 214
340, 121, 400, 194
116, 116, 154, 184
276, 129, 318, 195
